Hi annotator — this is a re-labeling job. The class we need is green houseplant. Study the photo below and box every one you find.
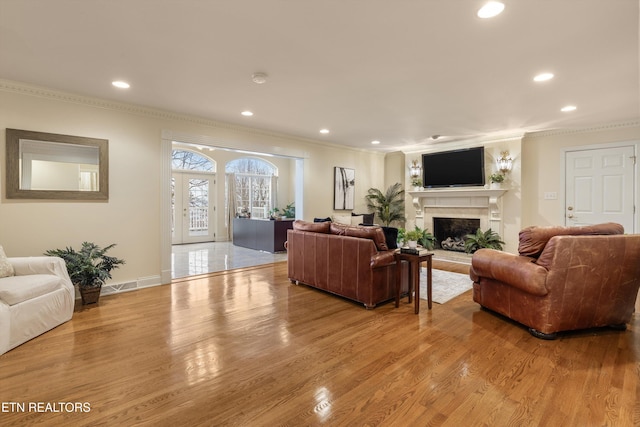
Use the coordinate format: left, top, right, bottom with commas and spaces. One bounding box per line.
403, 226, 435, 250
365, 182, 406, 227
464, 228, 504, 253
489, 173, 505, 184
45, 242, 125, 305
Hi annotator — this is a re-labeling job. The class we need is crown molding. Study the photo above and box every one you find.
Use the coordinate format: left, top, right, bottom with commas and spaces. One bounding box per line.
0, 79, 385, 157
522, 119, 640, 140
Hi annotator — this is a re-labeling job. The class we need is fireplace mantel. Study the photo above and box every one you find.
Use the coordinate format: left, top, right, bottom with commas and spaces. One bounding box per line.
409, 187, 507, 234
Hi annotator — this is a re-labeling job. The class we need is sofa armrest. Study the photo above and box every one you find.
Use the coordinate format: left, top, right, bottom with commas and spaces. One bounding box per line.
470, 249, 549, 296
9, 257, 73, 289
371, 251, 396, 268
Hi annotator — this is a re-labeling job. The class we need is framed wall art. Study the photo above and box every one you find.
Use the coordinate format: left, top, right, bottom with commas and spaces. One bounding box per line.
334, 166, 355, 210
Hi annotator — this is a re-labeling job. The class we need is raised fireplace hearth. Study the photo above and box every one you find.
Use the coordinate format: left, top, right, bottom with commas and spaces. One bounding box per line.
433, 217, 480, 252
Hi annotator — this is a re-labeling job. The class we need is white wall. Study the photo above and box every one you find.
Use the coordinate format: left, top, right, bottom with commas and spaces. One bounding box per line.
522, 123, 640, 229
0, 80, 386, 288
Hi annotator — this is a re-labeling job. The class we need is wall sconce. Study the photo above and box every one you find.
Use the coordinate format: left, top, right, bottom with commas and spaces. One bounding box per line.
497, 151, 513, 173
409, 159, 422, 178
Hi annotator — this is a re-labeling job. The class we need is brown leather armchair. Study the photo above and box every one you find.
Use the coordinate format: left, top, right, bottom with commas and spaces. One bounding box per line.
470, 223, 640, 339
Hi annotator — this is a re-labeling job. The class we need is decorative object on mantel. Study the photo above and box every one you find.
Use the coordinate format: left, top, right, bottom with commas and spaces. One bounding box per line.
464, 228, 504, 253
45, 242, 125, 305
334, 167, 355, 210
489, 172, 505, 189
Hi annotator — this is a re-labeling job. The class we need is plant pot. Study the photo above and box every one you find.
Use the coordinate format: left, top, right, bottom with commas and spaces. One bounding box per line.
408, 240, 418, 249
490, 182, 503, 190
80, 286, 102, 305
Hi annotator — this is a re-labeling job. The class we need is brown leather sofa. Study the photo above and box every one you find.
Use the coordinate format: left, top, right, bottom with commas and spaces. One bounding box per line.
470, 223, 640, 339
286, 220, 407, 308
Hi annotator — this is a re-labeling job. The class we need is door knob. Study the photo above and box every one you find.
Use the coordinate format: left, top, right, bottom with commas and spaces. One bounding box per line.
567, 206, 574, 211
568, 214, 574, 219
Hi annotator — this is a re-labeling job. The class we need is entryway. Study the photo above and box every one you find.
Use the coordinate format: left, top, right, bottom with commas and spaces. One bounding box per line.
565, 145, 636, 231
172, 172, 216, 244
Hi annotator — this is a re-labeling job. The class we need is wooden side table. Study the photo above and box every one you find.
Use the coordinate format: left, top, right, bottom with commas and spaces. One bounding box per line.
394, 251, 433, 314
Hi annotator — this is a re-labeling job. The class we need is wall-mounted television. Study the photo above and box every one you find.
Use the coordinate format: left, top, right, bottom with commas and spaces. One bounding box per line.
422, 147, 485, 188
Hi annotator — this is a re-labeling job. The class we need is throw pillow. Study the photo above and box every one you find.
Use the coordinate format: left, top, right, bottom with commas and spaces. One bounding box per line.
350, 215, 364, 226
381, 226, 399, 250
352, 212, 375, 225
332, 214, 352, 225
313, 217, 332, 223
0, 246, 15, 278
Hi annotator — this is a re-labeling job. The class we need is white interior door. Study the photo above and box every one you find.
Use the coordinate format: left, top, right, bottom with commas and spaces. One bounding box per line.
565, 146, 635, 231
172, 172, 216, 244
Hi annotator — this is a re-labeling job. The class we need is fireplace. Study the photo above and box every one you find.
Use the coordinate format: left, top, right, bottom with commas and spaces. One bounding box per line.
433, 217, 480, 252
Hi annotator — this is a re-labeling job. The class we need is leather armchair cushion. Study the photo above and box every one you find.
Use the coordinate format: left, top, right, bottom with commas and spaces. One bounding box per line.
293, 220, 331, 233
470, 248, 549, 296
518, 222, 624, 258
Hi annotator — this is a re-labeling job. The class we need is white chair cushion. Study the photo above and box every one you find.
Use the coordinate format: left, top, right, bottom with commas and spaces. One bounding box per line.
0, 274, 61, 306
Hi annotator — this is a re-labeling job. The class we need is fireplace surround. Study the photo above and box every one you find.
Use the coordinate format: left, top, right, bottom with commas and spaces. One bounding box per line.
409, 187, 507, 241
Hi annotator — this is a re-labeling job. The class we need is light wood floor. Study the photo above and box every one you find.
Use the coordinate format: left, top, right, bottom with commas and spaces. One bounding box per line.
1, 260, 639, 426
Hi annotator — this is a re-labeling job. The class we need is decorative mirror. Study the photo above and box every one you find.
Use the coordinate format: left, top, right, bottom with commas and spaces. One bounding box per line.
6, 128, 109, 200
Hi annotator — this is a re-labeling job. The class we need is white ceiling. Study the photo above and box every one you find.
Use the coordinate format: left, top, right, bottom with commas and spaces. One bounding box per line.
1, 0, 638, 152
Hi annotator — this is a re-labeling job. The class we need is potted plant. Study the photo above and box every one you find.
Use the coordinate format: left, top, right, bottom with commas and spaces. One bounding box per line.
402, 226, 436, 250
269, 207, 281, 220
489, 173, 505, 189
365, 183, 406, 248
282, 202, 295, 219
464, 228, 504, 253
45, 242, 125, 305
365, 182, 406, 227
404, 229, 422, 249
410, 176, 423, 190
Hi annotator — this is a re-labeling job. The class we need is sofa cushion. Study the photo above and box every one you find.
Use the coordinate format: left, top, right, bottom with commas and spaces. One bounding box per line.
0, 274, 61, 306
0, 246, 14, 278
518, 222, 624, 258
345, 226, 389, 251
292, 220, 331, 233
313, 217, 332, 223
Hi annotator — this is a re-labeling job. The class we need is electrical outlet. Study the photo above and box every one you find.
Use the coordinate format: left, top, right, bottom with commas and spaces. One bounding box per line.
543, 192, 558, 200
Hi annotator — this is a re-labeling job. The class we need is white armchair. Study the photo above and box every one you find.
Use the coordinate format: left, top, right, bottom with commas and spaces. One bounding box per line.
0, 256, 75, 355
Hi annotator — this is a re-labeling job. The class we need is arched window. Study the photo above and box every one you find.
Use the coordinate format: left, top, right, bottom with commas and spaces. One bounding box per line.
172, 149, 216, 172
226, 158, 277, 219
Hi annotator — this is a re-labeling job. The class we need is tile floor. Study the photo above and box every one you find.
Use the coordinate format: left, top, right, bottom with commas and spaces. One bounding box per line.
171, 241, 288, 279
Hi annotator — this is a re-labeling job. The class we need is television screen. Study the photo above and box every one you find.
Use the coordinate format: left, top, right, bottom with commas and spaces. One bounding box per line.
422, 147, 485, 188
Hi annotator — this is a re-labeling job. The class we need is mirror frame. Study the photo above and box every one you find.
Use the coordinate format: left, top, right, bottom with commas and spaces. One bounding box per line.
6, 128, 109, 200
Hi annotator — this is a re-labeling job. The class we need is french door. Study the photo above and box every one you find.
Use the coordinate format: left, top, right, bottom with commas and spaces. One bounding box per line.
565, 145, 635, 231
172, 172, 216, 244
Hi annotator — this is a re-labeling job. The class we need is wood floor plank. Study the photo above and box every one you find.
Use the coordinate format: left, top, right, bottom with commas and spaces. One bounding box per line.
1, 260, 639, 426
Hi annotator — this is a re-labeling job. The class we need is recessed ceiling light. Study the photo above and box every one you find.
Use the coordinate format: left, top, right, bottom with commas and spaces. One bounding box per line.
112, 81, 130, 89
561, 105, 577, 112
319, 129, 330, 134
477, 1, 505, 18
371, 140, 380, 145
533, 72, 554, 82
252, 73, 268, 84
241, 110, 254, 116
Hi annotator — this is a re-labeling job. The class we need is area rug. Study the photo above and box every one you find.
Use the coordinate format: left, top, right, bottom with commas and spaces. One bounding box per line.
419, 268, 473, 304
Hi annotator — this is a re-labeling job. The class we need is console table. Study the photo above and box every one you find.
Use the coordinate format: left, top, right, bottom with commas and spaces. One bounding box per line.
232, 218, 294, 253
